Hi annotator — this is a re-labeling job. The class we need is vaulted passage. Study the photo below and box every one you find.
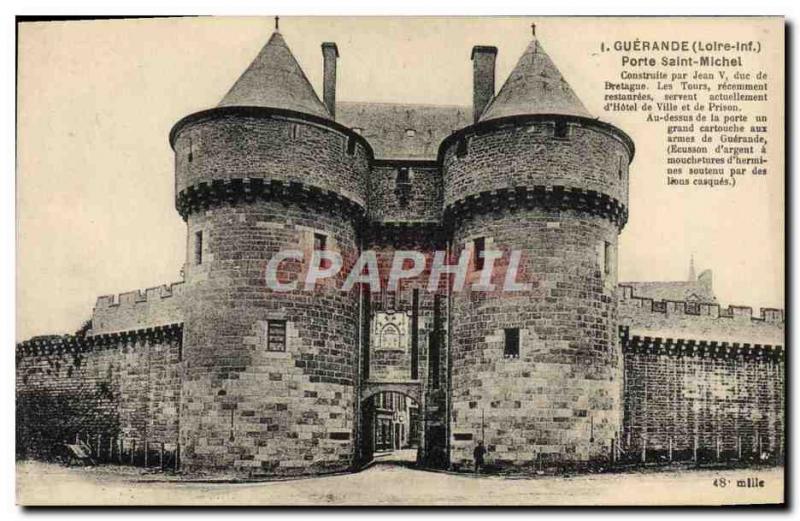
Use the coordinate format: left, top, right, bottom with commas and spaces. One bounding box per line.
358, 391, 421, 466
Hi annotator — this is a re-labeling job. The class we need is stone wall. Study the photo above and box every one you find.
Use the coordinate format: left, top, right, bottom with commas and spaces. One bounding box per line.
448, 207, 622, 470
622, 330, 784, 462
16, 325, 182, 461
367, 163, 442, 223
92, 282, 184, 334
179, 199, 360, 476
618, 286, 785, 462
173, 111, 371, 209
619, 284, 784, 344
441, 118, 631, 211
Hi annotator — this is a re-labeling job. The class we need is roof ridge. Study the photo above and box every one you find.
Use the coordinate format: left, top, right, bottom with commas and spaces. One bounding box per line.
337, 100, 471, 109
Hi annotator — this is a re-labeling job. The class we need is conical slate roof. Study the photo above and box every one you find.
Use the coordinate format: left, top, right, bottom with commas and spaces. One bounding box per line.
479, 39, 591, 122
218, 31, 331, 119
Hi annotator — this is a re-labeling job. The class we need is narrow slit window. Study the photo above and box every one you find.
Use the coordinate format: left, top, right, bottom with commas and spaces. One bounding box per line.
473, 237, 486, 271
194, 231, 203, 265
187, 137, 194, 163
554, 120, 569, 138
346, 135, 356, 155
504, 328, 520, 358
604, 241, 613, 276
314, 232, 328, 269
290, 124, 301, 139
456, 138, 468, 158
267, 320, 287, 352
618, 156, 624, 180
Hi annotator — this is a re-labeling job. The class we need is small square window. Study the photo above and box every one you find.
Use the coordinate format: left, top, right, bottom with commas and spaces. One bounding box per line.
397, 167, 410, 185
405, 128, 416, 137
504, 328, 520, 358
194, 231, 203, 265
267, 320, 287, 352
554, 120, 569, 138
473, 237, 486, 271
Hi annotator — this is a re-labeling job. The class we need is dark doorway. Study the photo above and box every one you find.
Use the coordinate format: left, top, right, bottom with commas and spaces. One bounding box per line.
358, 391, 421, 466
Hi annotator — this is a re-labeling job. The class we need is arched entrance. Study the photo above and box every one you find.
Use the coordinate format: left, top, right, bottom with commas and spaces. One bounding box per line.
358, 384, 422, 466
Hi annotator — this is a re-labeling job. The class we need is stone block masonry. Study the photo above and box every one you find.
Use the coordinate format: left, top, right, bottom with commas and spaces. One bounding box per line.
622, 330, 784, 463
620, 284, 784, 344
618, 285, 785, 463
16, 324, 182, 461
15, 28, 785, 479
179, 200, 361, 476
92, 282, 185, 334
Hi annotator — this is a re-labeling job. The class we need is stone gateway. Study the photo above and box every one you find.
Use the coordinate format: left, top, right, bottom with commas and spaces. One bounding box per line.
16, 27, 784, 477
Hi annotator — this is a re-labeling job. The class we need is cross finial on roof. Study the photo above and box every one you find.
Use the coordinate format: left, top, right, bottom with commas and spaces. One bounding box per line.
531, 23, 536, 36
275, 16, 280, 31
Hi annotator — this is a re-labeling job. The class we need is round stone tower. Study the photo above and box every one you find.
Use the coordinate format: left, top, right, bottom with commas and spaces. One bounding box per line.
170, 31, 370, 476
442, 37, 634, 470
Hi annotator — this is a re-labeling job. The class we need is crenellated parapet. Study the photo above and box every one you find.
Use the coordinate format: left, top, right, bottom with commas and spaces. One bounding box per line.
91, 282, 185, 335
94, 281, 185, 309
175, 178, 365, 222
442, 184, 628, 230
619, 284, 784, 345
16, 323, 183, 359
619, 284, 784, 323
620, 326, 783, 363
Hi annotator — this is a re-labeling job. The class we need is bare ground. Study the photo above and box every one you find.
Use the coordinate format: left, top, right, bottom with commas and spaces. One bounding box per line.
16, 458, 784, 506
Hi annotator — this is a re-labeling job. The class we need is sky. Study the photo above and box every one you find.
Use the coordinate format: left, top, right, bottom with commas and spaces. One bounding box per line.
16, 17, 784, 340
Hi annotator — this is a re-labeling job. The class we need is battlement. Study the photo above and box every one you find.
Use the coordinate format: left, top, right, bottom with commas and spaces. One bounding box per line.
619, 284, 784, 323
94, 281, 185, 309
16, 323, 183, 359
620, 327, 783, 363
91, 281, 185, 335
619, 284, 784, 346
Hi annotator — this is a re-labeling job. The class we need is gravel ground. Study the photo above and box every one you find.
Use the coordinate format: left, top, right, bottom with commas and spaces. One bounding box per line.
16, 459, 783, 506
